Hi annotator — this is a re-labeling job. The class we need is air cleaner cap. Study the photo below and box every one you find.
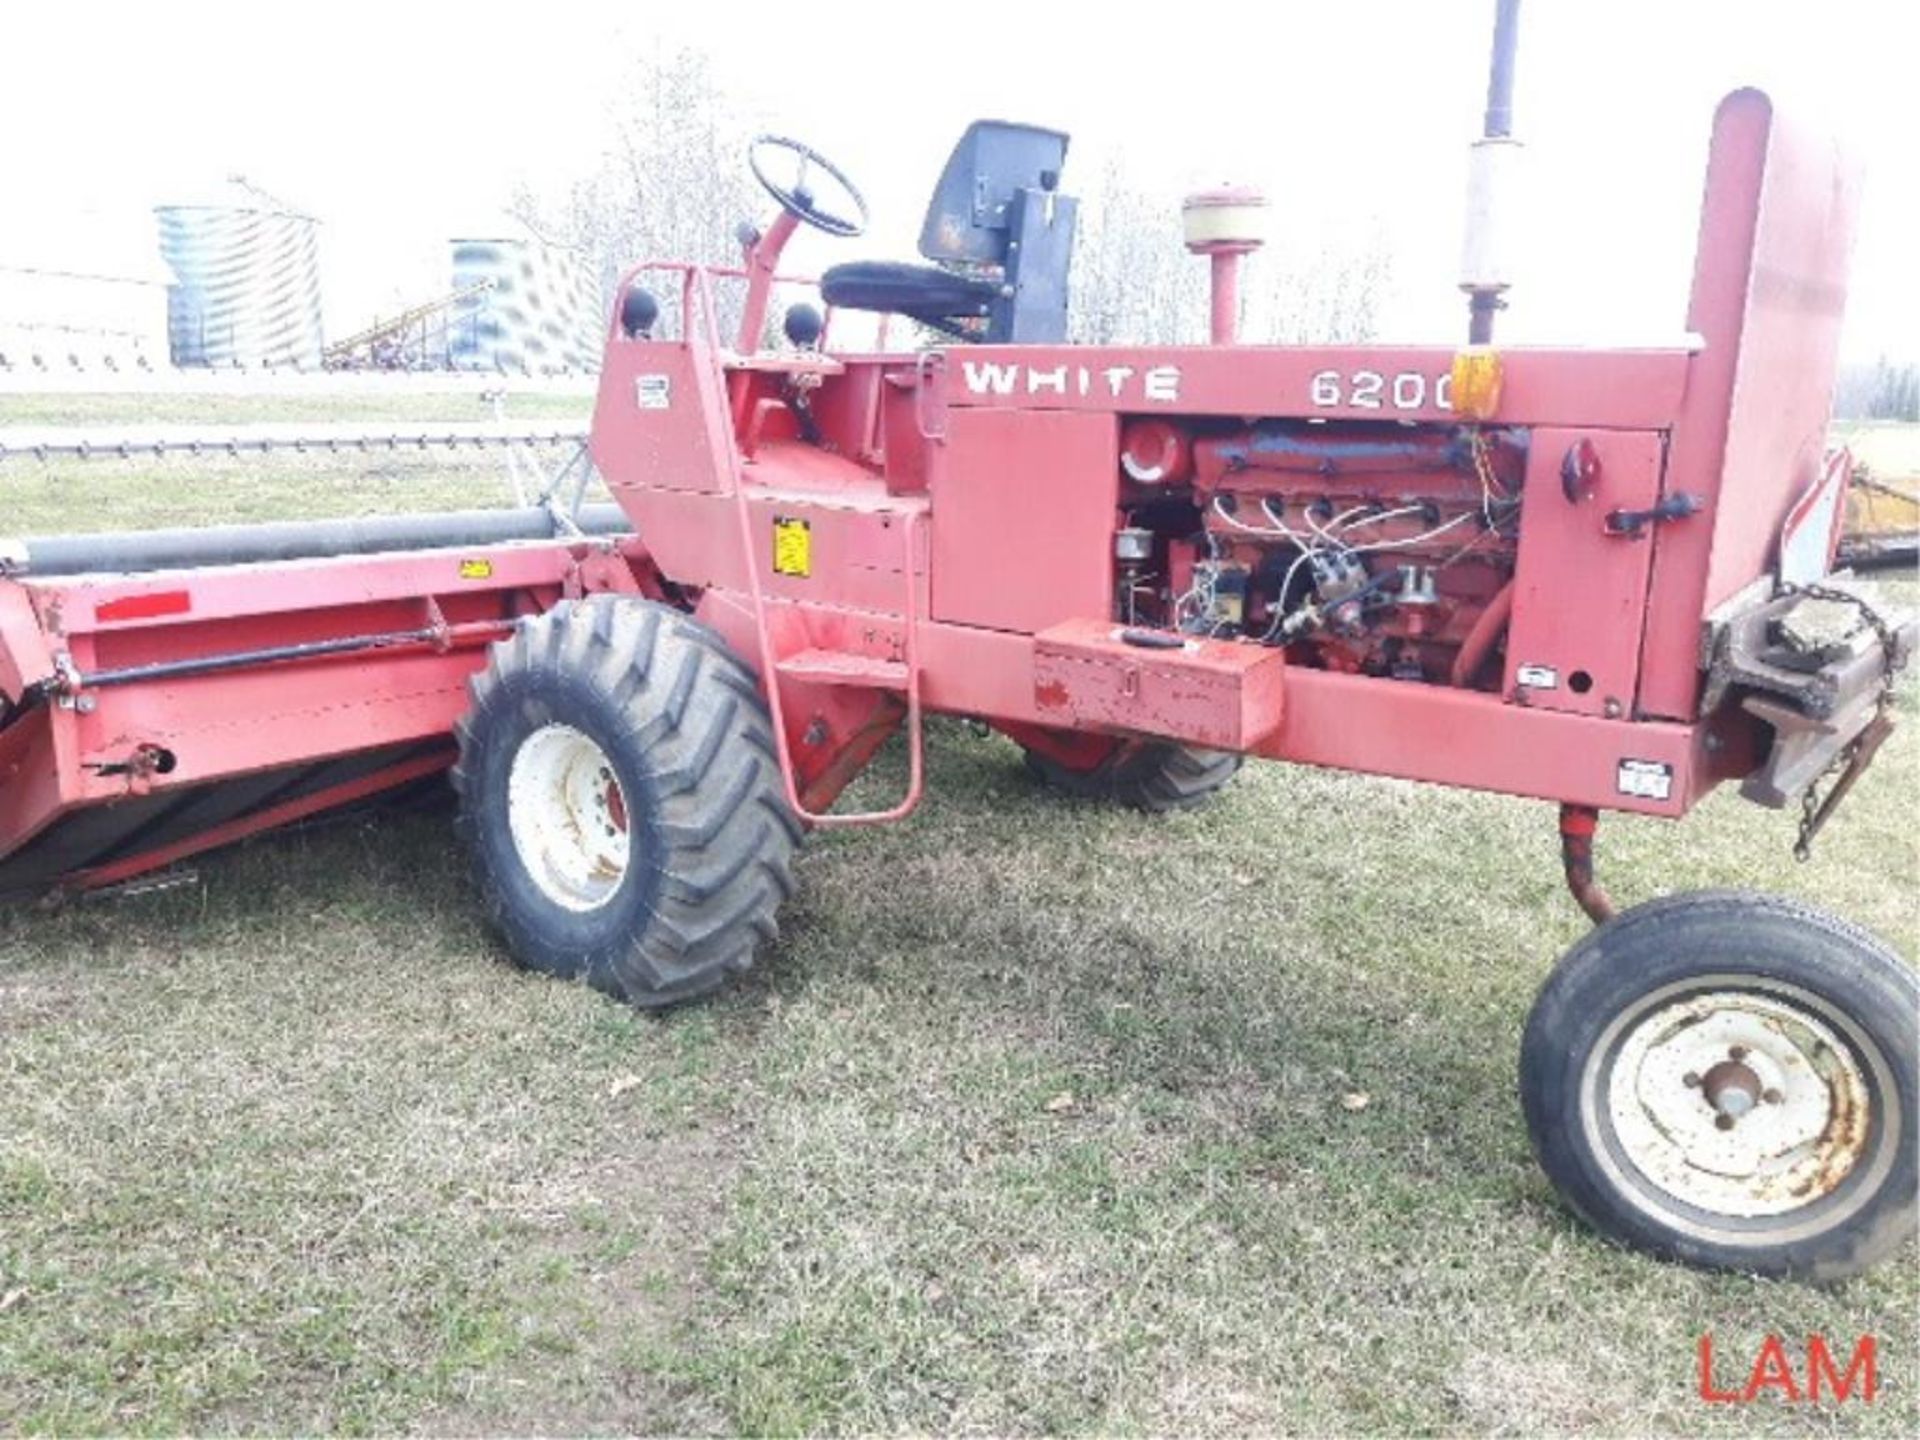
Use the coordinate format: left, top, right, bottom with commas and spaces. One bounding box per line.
1182, 185, 1269, 253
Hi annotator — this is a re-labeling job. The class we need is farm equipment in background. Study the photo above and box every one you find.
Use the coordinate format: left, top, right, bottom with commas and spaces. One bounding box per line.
0, 4, 1913, 1280
323, 279, 498, 371
1838, 467, 1920, 571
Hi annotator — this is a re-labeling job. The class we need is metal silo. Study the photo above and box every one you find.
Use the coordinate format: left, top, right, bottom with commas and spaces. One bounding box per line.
447, 221, 600, 374
156, 178, 324, 368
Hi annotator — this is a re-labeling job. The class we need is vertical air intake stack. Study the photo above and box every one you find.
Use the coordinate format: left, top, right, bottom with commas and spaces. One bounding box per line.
1183, 186, 1269, 345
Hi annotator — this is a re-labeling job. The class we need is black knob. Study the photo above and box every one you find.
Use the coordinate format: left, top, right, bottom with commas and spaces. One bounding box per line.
619, 286, 659, 339
784, 302, 825, 350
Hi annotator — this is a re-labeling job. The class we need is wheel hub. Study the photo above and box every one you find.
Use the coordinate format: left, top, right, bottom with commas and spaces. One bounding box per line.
1607, 991, 1871, 1218
1699, 1057, 1762, 1121
506, 723, 632, 912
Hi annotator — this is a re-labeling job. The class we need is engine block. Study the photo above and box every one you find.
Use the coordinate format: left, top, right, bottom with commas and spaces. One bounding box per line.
1114, 418, 1527, 687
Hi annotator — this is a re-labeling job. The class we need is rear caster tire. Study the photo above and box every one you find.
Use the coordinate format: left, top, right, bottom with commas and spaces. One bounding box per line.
453, 596, 799, 1008
1521, 890, 1917, 1280
1022, 741, 1241, 813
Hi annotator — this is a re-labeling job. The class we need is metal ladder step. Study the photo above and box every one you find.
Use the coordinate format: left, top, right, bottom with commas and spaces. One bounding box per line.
678, 260, 924, 828
775, 648, 910, 690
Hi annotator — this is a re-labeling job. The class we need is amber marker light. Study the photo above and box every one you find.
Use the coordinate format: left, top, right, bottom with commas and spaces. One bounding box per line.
1450, 346, 1505, 420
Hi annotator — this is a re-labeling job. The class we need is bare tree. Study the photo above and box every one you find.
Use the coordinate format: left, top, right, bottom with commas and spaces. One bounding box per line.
512, 45, 761, 326
1833, 357, 1920, 422
1245, 230, 1392, 345
1069, 160, 1210, 345
523, 55, 1389, 355
1070, 160, 1392, 346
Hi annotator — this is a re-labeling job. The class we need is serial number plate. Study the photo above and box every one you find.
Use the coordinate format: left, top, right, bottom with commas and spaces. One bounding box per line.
1617, 759, 1674, 801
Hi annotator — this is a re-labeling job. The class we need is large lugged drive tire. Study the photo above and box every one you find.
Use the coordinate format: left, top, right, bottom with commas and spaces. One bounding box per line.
1521, 890, 1917, 1280
1023, 740, 1241, 813
453, 596, 799, 1007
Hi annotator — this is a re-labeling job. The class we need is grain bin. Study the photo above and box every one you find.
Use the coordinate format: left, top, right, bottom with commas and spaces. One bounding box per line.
446, 220, 600, 374
156, 178, 324, 368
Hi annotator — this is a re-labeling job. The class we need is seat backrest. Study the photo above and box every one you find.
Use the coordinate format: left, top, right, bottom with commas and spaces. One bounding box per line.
918, 121, 1076, 343
919, 121, 1069, 264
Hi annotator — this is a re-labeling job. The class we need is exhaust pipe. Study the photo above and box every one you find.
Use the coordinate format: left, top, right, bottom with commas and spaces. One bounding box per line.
1463, 0, 1523, 344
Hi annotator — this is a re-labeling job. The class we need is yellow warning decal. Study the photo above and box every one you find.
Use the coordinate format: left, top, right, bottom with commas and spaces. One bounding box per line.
772, 517, 811, 578
459, 559, 493, 580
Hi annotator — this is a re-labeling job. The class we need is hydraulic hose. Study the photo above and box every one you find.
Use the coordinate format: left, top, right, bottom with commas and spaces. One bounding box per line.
1450, 579, 1515, 688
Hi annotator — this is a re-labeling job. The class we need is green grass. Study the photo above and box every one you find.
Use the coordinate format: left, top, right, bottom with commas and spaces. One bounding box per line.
0, 391, 595, 533
0, 391, 591, 428
0, 400, 1914, 1434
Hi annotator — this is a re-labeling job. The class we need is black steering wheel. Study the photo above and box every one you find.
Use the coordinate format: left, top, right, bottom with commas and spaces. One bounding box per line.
748, 135, 869, 239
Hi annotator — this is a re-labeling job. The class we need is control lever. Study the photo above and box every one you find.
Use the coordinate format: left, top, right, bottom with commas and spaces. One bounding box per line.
1606, 492, 1703, 537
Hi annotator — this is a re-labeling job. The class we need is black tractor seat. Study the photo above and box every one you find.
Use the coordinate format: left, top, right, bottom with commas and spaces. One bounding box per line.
820, 261, 998, 336
814, 120, 1076, 344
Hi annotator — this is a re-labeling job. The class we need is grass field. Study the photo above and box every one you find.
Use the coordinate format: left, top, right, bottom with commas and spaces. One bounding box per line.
1, 399, 1915, 1434
0, 390, 595, 533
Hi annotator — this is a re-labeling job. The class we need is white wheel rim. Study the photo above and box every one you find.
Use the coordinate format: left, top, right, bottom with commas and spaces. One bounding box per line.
1602, 988, 1873, 1220
507, 723, 632, 912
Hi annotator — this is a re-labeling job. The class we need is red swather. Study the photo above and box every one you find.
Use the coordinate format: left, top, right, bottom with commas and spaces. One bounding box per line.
1, 55, 1913, 1280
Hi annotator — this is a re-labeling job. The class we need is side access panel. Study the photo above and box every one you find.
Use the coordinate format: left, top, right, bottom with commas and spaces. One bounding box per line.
591, 342, 728, 497
1503, 428, 1664, 717
929, 408, 1116, 633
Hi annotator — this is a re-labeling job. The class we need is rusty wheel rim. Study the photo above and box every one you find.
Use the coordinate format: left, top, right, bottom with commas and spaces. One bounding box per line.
1594, 984, 1878, 1225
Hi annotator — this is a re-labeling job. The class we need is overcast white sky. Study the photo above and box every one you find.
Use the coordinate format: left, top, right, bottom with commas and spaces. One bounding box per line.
6, 0, 1914, 360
